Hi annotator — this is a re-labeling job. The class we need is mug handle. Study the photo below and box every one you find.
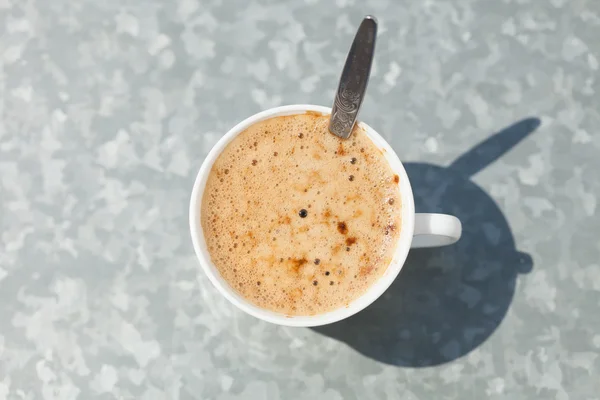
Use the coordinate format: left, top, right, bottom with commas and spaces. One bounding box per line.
411, 213, 462, 248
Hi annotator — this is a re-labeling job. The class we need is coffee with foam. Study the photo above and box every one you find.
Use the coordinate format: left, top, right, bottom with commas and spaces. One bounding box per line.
201, 113, 401, 316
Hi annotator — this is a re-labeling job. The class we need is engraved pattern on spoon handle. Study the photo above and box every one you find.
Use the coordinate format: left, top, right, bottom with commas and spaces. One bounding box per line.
329, 16, 377, 139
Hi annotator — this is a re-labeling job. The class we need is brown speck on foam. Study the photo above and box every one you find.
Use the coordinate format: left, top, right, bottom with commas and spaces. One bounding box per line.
290, 258, 308, 273
337, 222, 348, 235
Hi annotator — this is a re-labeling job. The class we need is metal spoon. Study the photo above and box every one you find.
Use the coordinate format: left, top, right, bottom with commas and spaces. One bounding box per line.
328, 15, 377, 139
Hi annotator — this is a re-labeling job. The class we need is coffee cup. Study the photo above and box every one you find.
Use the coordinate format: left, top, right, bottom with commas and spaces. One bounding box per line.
189, 104, 461, 327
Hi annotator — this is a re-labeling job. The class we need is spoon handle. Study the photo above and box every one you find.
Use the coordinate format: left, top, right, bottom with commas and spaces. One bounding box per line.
329, 15, 377, 139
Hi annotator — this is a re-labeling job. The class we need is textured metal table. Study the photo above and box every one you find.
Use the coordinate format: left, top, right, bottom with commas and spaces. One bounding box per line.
1, 0, 599, 399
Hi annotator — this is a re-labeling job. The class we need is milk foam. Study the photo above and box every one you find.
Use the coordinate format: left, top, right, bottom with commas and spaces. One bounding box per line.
201, 113, 401, 316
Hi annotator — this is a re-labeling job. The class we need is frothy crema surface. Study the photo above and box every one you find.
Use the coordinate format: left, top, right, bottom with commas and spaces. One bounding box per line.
201, 113, 401, 316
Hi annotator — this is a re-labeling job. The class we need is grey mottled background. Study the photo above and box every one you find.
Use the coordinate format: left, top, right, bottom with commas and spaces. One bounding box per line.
1, 0, 599, 399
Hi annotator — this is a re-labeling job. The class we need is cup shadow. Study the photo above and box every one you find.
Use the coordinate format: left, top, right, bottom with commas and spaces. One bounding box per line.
312, 118, 540, 367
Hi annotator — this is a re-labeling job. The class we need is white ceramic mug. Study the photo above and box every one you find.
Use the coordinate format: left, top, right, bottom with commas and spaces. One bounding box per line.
189, 105, 462, 327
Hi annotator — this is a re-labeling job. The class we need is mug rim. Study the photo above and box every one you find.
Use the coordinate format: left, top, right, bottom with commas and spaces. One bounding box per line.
189, 104, 415, 327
